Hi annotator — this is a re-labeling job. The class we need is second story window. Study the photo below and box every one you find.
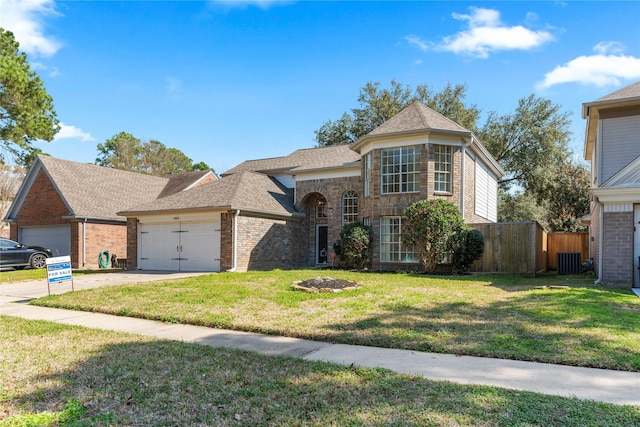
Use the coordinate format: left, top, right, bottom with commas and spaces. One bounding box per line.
342, 190, 358, 225
434, 144, 452, 193
381, 145, 420, 194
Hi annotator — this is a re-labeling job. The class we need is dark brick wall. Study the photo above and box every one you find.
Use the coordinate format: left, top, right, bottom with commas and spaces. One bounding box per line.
601, 210, 634, 287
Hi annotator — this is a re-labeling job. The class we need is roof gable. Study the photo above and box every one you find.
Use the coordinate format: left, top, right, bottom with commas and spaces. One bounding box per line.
158, 170, 217, 199
119, 171, 300, 218
366, 101, 470, 138
6, 156, 214, 222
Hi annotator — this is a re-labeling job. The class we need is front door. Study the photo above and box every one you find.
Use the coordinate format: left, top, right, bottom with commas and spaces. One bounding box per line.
316, 225, 328, 264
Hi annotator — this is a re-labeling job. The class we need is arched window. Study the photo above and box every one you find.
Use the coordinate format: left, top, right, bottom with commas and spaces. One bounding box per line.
342, 190, 358, 225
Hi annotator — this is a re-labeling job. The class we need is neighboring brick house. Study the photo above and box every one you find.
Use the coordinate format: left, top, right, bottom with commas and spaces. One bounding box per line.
119, 101, 504, 272
582, 81, 640, 288
4, 155, 216, 269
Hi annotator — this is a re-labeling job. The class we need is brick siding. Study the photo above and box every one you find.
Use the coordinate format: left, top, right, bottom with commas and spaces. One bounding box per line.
601, 210, 634, 286
292, 144, 494, 271
220, 211, 304, 271
11, 169, 127, 269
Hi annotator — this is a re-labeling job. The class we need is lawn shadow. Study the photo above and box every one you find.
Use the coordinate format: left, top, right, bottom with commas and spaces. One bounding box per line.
323, 284, 640, 371
7, 328, 639, 426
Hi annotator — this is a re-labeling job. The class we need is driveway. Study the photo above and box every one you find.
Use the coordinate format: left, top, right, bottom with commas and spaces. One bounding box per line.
0, 271, 212, 303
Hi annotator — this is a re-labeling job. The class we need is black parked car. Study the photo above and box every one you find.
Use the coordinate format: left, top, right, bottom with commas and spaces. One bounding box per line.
0, 238, 53, 269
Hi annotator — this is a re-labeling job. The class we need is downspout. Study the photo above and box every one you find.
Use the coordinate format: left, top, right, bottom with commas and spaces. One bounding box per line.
595, 202, 603, 285
227, 209, 240, 272
460, 144, 466, 217
82, 218, 87, 267
461, 139, 473, 219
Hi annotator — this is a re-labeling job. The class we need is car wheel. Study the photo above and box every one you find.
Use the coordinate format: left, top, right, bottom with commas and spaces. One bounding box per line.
30, 253, 48, 269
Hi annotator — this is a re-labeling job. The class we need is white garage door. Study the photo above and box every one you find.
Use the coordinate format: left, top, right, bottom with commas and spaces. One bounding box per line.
139, 221, 220, 272
20, 226, 70, 257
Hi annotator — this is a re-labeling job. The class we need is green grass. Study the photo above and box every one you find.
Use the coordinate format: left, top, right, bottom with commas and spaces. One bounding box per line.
28, 269, 640, 372
0, 268, 120, 284
2, 316, 639, 426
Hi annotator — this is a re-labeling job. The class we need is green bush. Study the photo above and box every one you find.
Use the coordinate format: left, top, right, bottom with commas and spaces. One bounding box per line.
336, 222, 372, 269
452, 228, 485, 273
403, 199, 466, 273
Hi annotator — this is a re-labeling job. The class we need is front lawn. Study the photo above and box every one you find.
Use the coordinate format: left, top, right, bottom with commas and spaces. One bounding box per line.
31, 270, 640, 372
2, 316, 638, 426
0, 268, 120, 283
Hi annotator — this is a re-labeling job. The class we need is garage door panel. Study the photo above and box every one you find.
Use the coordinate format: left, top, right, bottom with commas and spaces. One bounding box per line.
138, 221, 220, 272
180, 222, 220, 272
20, 226, 70, 257
139, 224, 179, 271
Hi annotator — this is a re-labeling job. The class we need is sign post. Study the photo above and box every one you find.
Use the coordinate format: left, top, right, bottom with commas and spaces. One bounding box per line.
45, 256, 74, 296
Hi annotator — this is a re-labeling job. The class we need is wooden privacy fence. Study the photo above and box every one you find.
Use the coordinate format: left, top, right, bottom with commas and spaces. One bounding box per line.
468, 222, 589, 276
470, 222, 547, 276
547, 232, 589, 270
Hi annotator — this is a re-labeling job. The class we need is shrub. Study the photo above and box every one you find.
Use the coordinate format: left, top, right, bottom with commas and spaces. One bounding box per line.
451, 228, 485, 273
337, 222, 372, 269
403, 199, 466, 273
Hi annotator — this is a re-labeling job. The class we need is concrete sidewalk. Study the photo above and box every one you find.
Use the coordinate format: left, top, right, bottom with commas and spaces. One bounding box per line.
3, 299, 639, 406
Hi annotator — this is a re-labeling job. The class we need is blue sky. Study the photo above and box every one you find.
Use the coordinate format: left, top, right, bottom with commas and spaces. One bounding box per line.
1, 0, 639, 174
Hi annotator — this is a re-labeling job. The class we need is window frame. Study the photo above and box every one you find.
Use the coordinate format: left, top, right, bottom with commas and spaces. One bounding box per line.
380, 145, 421, 194
341, 190, 359, 225
380, 216, 418, 263
434, 144, 452, 193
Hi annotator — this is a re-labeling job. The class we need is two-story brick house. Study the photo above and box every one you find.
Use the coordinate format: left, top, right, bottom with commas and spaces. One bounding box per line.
582, 81, 640, 288
119, 101, 504, 272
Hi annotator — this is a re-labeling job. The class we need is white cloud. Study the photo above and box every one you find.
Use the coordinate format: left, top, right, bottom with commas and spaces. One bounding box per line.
405, 36, 429, 51
538, 43, 640, 89
54, 124, 94, 142
414, 7, 554, 59
0, 0, 61, 57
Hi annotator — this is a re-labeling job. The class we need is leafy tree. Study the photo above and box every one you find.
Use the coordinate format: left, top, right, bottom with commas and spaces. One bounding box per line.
498, 190, 549, 229
96, 132, 142, 171
0, 29, 59, 164
478, 95, 572, 195
314, 81, 480, 146
335, 222, 372, 269
403, 199, 466, 273
191, 161, 211, 172
96, 132, 211, 175
543, 161, 590, 232
0, 163, 25, 229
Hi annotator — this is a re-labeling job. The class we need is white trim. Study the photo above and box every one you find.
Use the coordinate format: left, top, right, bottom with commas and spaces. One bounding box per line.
293, 167, 360, 181
603, 203, 634, 213
594, 187, 640, 204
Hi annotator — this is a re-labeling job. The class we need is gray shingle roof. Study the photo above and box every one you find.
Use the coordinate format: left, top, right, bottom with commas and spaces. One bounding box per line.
38, 156, 170, 221
120, 171, 300, 218
595, 80, 640, 102
157, 170, 215, 199
222, 145, 360, 176
366, 101, 470, 137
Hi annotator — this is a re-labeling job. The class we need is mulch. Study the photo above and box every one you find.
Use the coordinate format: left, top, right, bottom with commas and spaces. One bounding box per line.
292, 277, 361, 293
